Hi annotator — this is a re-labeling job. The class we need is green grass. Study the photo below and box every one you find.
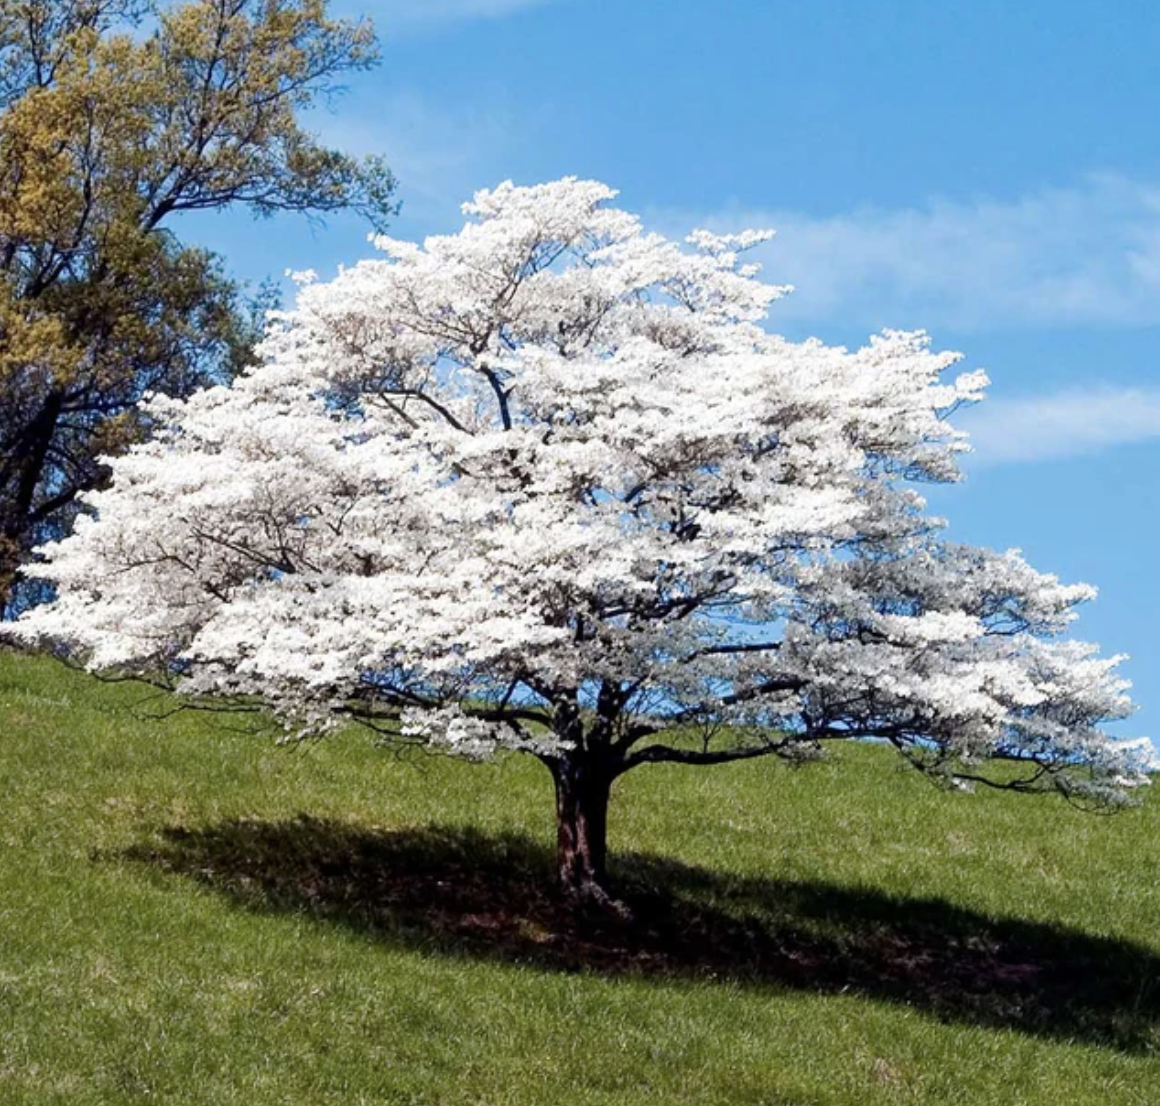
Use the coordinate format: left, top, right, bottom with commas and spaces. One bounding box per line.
2, 650, 1160, 1104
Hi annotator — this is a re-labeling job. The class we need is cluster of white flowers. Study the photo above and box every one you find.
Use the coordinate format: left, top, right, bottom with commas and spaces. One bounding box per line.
399, 705, 568, 762
9, 177, 1150, 796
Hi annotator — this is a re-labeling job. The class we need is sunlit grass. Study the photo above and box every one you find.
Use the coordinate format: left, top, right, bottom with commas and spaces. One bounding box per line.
2, 649, 1158, 1104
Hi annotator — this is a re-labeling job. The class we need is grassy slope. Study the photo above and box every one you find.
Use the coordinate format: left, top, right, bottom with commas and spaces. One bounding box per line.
2, 650, 1159, 1105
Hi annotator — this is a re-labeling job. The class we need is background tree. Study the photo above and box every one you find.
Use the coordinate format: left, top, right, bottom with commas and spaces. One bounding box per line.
0, 0, 396, 612
11, 178, 1151, 912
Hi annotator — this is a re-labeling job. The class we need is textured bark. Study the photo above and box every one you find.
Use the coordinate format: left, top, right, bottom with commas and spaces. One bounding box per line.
550, 749, 631, 920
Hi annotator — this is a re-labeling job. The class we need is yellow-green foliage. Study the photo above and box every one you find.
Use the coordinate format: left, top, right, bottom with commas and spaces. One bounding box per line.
0, 0, 394, 608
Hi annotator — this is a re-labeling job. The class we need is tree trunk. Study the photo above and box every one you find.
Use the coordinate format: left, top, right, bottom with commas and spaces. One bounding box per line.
0, 389, 64, 615
551, 754, 623, 916
0, 545, 19, 619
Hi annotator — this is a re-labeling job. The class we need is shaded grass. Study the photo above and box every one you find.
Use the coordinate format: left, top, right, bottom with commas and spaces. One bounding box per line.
3, 649, 1160, 1104
122, 817, 1160, 1050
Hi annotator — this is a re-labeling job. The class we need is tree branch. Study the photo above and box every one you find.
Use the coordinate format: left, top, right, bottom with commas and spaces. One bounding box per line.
623, 737, 797, 771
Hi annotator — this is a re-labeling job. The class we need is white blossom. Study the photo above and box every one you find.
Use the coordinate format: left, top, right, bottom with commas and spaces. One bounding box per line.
8, 176, 1148, 803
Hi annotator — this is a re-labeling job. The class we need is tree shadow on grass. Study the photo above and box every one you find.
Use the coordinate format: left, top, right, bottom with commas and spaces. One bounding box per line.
120, 816, 1160, 1051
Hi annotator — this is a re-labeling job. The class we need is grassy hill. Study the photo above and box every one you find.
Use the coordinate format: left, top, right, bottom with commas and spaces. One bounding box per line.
2, 650, 1159, 1105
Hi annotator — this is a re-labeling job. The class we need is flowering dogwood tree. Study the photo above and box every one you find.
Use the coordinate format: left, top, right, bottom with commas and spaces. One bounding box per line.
11, 178, 1150, 910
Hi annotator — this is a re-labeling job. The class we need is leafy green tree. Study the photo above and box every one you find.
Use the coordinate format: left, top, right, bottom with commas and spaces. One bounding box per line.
0, 0, 396, 611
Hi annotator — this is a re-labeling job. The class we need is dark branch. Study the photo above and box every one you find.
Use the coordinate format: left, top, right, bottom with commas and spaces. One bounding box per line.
624, 737, 797, 771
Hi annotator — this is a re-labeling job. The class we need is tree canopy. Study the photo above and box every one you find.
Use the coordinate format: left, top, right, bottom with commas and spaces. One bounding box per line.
11, 178, 1150, 910
0, 0, 396, 611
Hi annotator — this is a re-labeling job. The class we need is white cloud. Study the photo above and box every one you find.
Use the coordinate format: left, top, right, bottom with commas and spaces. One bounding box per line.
338, 0, 558, 34
679, 175, 1160, 332
306, 91, 521, 228
959, 387, 1160, 464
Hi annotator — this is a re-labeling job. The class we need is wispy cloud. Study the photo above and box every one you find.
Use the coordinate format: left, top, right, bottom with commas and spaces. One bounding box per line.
959, 387, 1160, 464
682, 175, 1160, 332
307, 90, 522, 228
341, 0, 559, 35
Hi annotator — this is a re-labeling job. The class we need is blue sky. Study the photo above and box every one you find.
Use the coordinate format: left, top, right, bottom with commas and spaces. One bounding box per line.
188, 0, 1160, 744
